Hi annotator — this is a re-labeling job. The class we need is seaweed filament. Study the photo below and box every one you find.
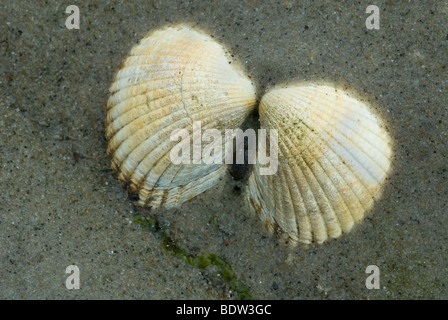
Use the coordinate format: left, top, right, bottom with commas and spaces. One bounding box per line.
133, 213, 252, 300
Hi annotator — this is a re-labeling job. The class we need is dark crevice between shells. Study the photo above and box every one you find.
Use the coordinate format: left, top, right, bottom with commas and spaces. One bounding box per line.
228, 107, 259, 182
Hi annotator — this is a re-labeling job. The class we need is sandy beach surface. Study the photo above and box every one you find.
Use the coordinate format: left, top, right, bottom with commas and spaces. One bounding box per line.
1, 0, 447, 299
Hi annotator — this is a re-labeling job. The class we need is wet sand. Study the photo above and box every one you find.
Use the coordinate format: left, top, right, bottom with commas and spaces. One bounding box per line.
1, 0, 447, 299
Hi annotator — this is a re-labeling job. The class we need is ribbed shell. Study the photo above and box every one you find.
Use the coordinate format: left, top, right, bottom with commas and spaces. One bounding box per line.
246, 84, 392, 245
106, 25, 256, 209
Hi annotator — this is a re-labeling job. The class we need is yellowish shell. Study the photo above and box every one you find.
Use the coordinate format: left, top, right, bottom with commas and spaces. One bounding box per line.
106, 25, 256, 209
246, 84, 392, 246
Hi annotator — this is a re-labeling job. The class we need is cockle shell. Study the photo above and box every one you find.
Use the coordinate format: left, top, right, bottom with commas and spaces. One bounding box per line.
105, 25, 256, 209
246, 84, 392, 246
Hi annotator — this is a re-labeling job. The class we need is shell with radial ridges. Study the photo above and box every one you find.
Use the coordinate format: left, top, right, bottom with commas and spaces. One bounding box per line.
246, 84, 392, 246
106, 25, 256, 209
